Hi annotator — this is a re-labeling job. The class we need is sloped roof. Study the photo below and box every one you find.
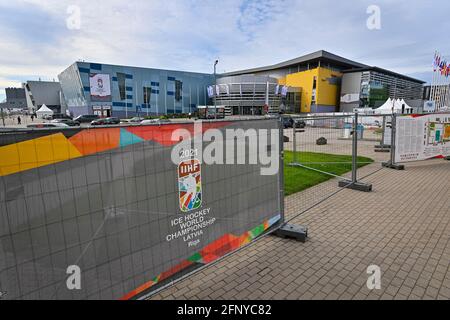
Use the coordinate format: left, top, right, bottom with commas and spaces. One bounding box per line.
342, 66, 425, 84
223, 50, 368, 76
36, 104, 53, 113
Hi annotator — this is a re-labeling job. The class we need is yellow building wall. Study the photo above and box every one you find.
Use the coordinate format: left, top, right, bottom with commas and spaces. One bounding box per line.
316, 67, 342, 107
284, 67, 342, 113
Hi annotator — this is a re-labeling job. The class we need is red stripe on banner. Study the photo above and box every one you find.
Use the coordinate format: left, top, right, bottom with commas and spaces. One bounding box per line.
126, 122, 232, 146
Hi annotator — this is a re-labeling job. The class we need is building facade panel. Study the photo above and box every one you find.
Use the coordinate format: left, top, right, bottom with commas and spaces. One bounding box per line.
59, 62, 214, 118
3, 88, 27, 110
215, 75, 301, 115
23, 81, 62, 113
339, 68, 425, 112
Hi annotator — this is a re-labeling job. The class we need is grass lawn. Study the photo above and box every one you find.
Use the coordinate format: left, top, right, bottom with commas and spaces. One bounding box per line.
284, 151, 374, 196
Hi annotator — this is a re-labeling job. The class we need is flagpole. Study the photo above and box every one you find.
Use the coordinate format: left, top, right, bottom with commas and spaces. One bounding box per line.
433, 52, 441, 110
147, 86, 149, 117
430, 51, 437, 105
432, 51, 441, 108
438, 55, 448, 110
135, 81, 139, 118
444, 64, 450, 107
437, 58, 445, 110
437, 60, 442, 110
430, 67, 436, 108
445, 71, 450, 107
444, 61, 449, 108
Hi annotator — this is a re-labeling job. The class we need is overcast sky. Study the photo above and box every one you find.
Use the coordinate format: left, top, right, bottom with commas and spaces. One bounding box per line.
1, 0, 449, 101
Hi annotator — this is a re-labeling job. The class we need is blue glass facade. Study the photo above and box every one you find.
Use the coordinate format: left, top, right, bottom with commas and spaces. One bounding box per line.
58, 62, 214, 118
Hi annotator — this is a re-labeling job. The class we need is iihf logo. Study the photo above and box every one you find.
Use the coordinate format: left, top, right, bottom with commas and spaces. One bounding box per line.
178, 159, 202, 212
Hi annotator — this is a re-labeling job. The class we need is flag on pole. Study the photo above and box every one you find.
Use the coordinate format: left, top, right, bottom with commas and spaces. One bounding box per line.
207, 86, 214, 98
433, 51, 439, 71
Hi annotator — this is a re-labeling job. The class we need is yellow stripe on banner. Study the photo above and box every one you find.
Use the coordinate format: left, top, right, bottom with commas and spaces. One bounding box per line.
0, 133, 83, 177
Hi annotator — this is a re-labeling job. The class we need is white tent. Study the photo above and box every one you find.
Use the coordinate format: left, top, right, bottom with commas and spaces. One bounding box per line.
375, 98, 413, 114
374, 98, 394, 114
36, 104, 54, 118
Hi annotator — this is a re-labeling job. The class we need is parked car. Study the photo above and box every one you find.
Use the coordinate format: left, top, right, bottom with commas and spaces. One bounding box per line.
51, 119, 80, 126
90, 117, 121, 126
51, 113, 72, 120
74, 114, 100, 123
121, 117, 145, 124
140, 118, 171, 125
129, 117, 145, 123
27, 123, 69, 128
282, 116, 294, 128
294, 119, 306, 128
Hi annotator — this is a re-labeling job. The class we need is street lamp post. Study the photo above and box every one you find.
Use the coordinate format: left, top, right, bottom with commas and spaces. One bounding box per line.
1, 107, 5, 127
214, 59, 218, 120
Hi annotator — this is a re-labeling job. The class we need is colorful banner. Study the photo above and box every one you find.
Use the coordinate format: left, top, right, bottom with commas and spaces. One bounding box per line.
0, 119, 282, 300
394, 113, 450, 163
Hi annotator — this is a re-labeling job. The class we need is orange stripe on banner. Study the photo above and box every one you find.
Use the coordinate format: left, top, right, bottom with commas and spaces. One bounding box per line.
119, 260, 194, 300
69, 128, 121, 156
120, 280, 156, 301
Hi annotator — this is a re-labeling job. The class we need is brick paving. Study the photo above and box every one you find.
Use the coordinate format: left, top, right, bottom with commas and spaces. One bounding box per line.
151, 159, 450, 300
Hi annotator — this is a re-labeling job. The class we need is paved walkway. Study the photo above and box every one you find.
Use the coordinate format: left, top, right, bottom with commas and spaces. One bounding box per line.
151, 159, 450, 300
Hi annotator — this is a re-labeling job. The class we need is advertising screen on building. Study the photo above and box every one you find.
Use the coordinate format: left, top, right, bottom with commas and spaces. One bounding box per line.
90, 73, 112, 102
394, 113, 450, 163
0, 119, 282, 300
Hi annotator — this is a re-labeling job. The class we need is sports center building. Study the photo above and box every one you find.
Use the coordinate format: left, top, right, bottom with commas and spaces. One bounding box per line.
58, 62, 214, 118
58, 50, 425, 117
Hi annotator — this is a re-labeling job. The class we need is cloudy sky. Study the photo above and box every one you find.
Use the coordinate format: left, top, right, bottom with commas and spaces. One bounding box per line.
1, 0, 449, 101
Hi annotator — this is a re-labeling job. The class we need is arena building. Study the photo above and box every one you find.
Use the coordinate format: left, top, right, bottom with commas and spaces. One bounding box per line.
58, 50, 426, 117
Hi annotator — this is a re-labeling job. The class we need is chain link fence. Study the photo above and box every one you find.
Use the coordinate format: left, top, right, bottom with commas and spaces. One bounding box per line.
282, 113, 392, 221
0, 119, 284, 300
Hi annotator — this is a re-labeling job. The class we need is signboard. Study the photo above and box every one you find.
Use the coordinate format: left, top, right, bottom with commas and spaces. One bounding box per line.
423, 100, 436, 113
92, 105, 112, 117
0, 119, 282, 300
341, 93, 360, 103
394, 113, 450, 163
90, 73, 111, 102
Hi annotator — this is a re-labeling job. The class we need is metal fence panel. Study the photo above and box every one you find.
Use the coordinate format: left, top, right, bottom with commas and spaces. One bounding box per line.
0, 119, 282, 300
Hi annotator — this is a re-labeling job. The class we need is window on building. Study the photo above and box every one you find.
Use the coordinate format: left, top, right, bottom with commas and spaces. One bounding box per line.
312, 76, 317, 103
143, 87, 151, 105
117, 73, 126, 100
175, 80, 183, 101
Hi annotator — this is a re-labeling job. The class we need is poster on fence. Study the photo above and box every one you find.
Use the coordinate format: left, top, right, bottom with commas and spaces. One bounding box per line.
395, 113, 450, 163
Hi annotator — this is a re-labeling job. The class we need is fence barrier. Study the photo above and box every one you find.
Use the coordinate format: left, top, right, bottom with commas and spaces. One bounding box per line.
0, 118, 283, 300
3, 111, 446, 300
